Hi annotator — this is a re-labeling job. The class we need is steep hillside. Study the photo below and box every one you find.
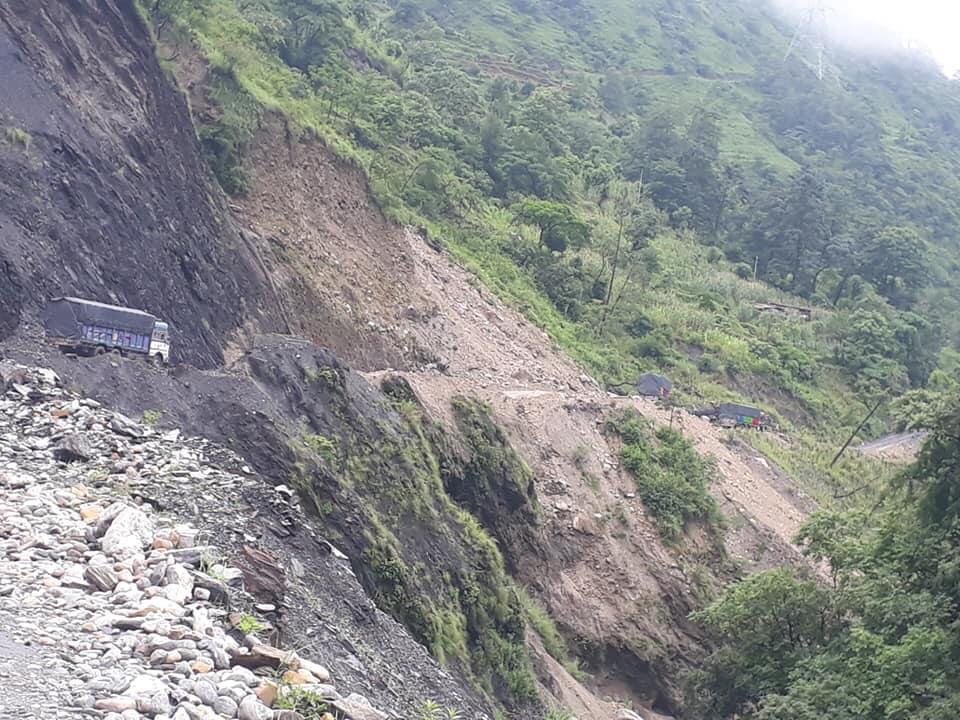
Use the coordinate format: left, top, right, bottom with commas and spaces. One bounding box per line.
0, 0, 291, 367
1, 0, 945, 719
148, 0, 960, 450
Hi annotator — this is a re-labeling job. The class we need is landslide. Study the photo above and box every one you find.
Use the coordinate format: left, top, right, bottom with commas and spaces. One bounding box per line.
0, 0, 288, 367
113, 95, 813, 713
229, 127, 818, 714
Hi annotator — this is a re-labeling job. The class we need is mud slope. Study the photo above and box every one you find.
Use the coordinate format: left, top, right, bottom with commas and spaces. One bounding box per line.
221, 126, 816, 712
0, 0, 286, 366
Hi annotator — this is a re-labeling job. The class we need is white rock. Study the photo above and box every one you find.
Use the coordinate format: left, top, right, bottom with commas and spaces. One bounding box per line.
102, 506, 155, 557
163, 584, 190, 605
237, 695, 273, 720
165, 564, 193, 593
127, 673, 171, 714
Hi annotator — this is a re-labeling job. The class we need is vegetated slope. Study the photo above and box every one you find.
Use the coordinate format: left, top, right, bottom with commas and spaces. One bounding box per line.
0, 0, 289, 367
152, 0, 960, 442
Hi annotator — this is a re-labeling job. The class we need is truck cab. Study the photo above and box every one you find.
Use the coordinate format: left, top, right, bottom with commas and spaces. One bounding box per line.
149, 321, 170, 364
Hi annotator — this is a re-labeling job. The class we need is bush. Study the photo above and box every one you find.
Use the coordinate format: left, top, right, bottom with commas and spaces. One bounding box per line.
276, 687, 329, 718
607, 409, 719, 539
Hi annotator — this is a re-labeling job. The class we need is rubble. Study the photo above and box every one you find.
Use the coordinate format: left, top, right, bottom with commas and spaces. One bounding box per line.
0, 363, 395, 719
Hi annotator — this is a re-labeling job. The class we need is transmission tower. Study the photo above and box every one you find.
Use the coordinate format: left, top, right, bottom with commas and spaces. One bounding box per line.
783, 0, 835, 82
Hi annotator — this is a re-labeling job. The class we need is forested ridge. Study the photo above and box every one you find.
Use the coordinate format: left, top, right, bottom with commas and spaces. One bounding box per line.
141, 1, 960, 716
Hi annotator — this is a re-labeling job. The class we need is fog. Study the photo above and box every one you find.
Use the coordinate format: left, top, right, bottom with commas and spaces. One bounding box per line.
768, 0, 960, 75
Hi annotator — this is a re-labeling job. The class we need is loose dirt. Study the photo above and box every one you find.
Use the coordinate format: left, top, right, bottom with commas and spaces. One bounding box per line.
222, 123, 819, 716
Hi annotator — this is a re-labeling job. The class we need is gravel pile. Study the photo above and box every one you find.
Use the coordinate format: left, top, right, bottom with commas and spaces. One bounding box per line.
0, 362, 391, 720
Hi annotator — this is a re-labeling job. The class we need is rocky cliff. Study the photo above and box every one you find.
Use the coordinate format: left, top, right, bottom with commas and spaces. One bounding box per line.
0, 0, 286, 367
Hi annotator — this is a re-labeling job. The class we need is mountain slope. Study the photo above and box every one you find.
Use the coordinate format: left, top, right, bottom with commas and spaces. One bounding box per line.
149, 0, 960, 444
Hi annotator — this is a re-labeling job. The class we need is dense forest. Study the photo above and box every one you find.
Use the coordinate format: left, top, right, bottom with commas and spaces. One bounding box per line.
689, 400, 960, 719
145, 0, 960, 716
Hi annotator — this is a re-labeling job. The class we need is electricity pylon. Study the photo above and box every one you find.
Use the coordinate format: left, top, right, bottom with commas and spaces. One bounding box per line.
783, 0, 835, 82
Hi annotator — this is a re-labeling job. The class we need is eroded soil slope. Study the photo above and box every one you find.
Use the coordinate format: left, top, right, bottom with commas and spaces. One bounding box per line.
225, 126, 816, 713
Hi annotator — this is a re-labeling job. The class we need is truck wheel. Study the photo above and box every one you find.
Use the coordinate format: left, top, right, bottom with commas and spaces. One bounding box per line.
151, 353, 165, 366
95, 345, 107, 356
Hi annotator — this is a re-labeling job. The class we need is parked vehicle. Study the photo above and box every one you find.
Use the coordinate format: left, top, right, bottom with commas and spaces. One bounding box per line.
694, 402, 771, 430
43, 296, 170, 363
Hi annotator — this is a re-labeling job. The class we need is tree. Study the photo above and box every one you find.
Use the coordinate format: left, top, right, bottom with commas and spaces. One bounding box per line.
860, 226, 930, 308
692, 400, 960, 720
511, 199, 589, 253
745, 168, 840, 296
599, 70, 630, 114
688, 569, 833, 718
276, 0, 352, 71
150, 0, 212, 29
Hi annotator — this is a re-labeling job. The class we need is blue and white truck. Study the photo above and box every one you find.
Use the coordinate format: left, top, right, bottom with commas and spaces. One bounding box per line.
43, 296, 171, 364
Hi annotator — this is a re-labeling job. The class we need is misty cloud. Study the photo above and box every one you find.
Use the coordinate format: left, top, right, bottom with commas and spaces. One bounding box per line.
766, 0, 958, 74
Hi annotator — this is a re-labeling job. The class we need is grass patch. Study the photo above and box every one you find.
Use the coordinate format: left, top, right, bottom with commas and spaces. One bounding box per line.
233, 613, 266, 635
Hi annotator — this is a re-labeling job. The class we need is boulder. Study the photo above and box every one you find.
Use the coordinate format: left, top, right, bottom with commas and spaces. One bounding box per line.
331, 694, 389, 720
237, 695, 273, 720
53, 434, 93, 463
101, 506, 155, 557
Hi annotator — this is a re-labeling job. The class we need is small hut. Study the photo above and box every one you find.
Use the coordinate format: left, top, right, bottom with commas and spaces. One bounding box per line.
636, 373, 672, 399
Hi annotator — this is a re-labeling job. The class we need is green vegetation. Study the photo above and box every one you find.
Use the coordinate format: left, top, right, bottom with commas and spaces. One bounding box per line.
688, 400, 960, 719
1, 125, 31, 151
606, 407, 719, 539
233, 613, 266, 634
302, 432, 337, 462
140, 0, 960, 714
141, 409, 162, 426
517, 587, 587, 681
416, 699, 463, 720
147, 0, 960, 445
286, 374, 542, 710
275, 686, 329, 717
449, 396, 540, 530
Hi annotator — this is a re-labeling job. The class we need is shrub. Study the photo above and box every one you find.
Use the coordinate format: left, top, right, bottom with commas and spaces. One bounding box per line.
2, 126, 31, 150
276, 686, 329, 718
607, 409, 719, 539
303, 433, 337, 462
233, 613, 265, 634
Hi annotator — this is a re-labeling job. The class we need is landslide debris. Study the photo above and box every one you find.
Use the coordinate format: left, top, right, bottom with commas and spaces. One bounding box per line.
0, 360, 489, 719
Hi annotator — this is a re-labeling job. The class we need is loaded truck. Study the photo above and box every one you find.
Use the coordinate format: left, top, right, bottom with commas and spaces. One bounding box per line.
694, 402, 772, 430
43, 296, 170, 364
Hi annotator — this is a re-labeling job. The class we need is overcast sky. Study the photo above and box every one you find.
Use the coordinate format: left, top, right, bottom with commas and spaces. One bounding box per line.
772, 0, 960, 75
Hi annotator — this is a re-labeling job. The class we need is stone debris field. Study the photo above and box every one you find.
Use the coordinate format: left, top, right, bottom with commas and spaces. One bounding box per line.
0, 362, 391, 720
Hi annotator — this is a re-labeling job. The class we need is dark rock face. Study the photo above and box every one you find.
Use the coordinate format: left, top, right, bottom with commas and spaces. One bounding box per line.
0, 0, 285, 366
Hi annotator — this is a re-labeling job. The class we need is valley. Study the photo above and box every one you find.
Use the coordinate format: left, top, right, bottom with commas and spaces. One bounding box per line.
2, 0, 959, 719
